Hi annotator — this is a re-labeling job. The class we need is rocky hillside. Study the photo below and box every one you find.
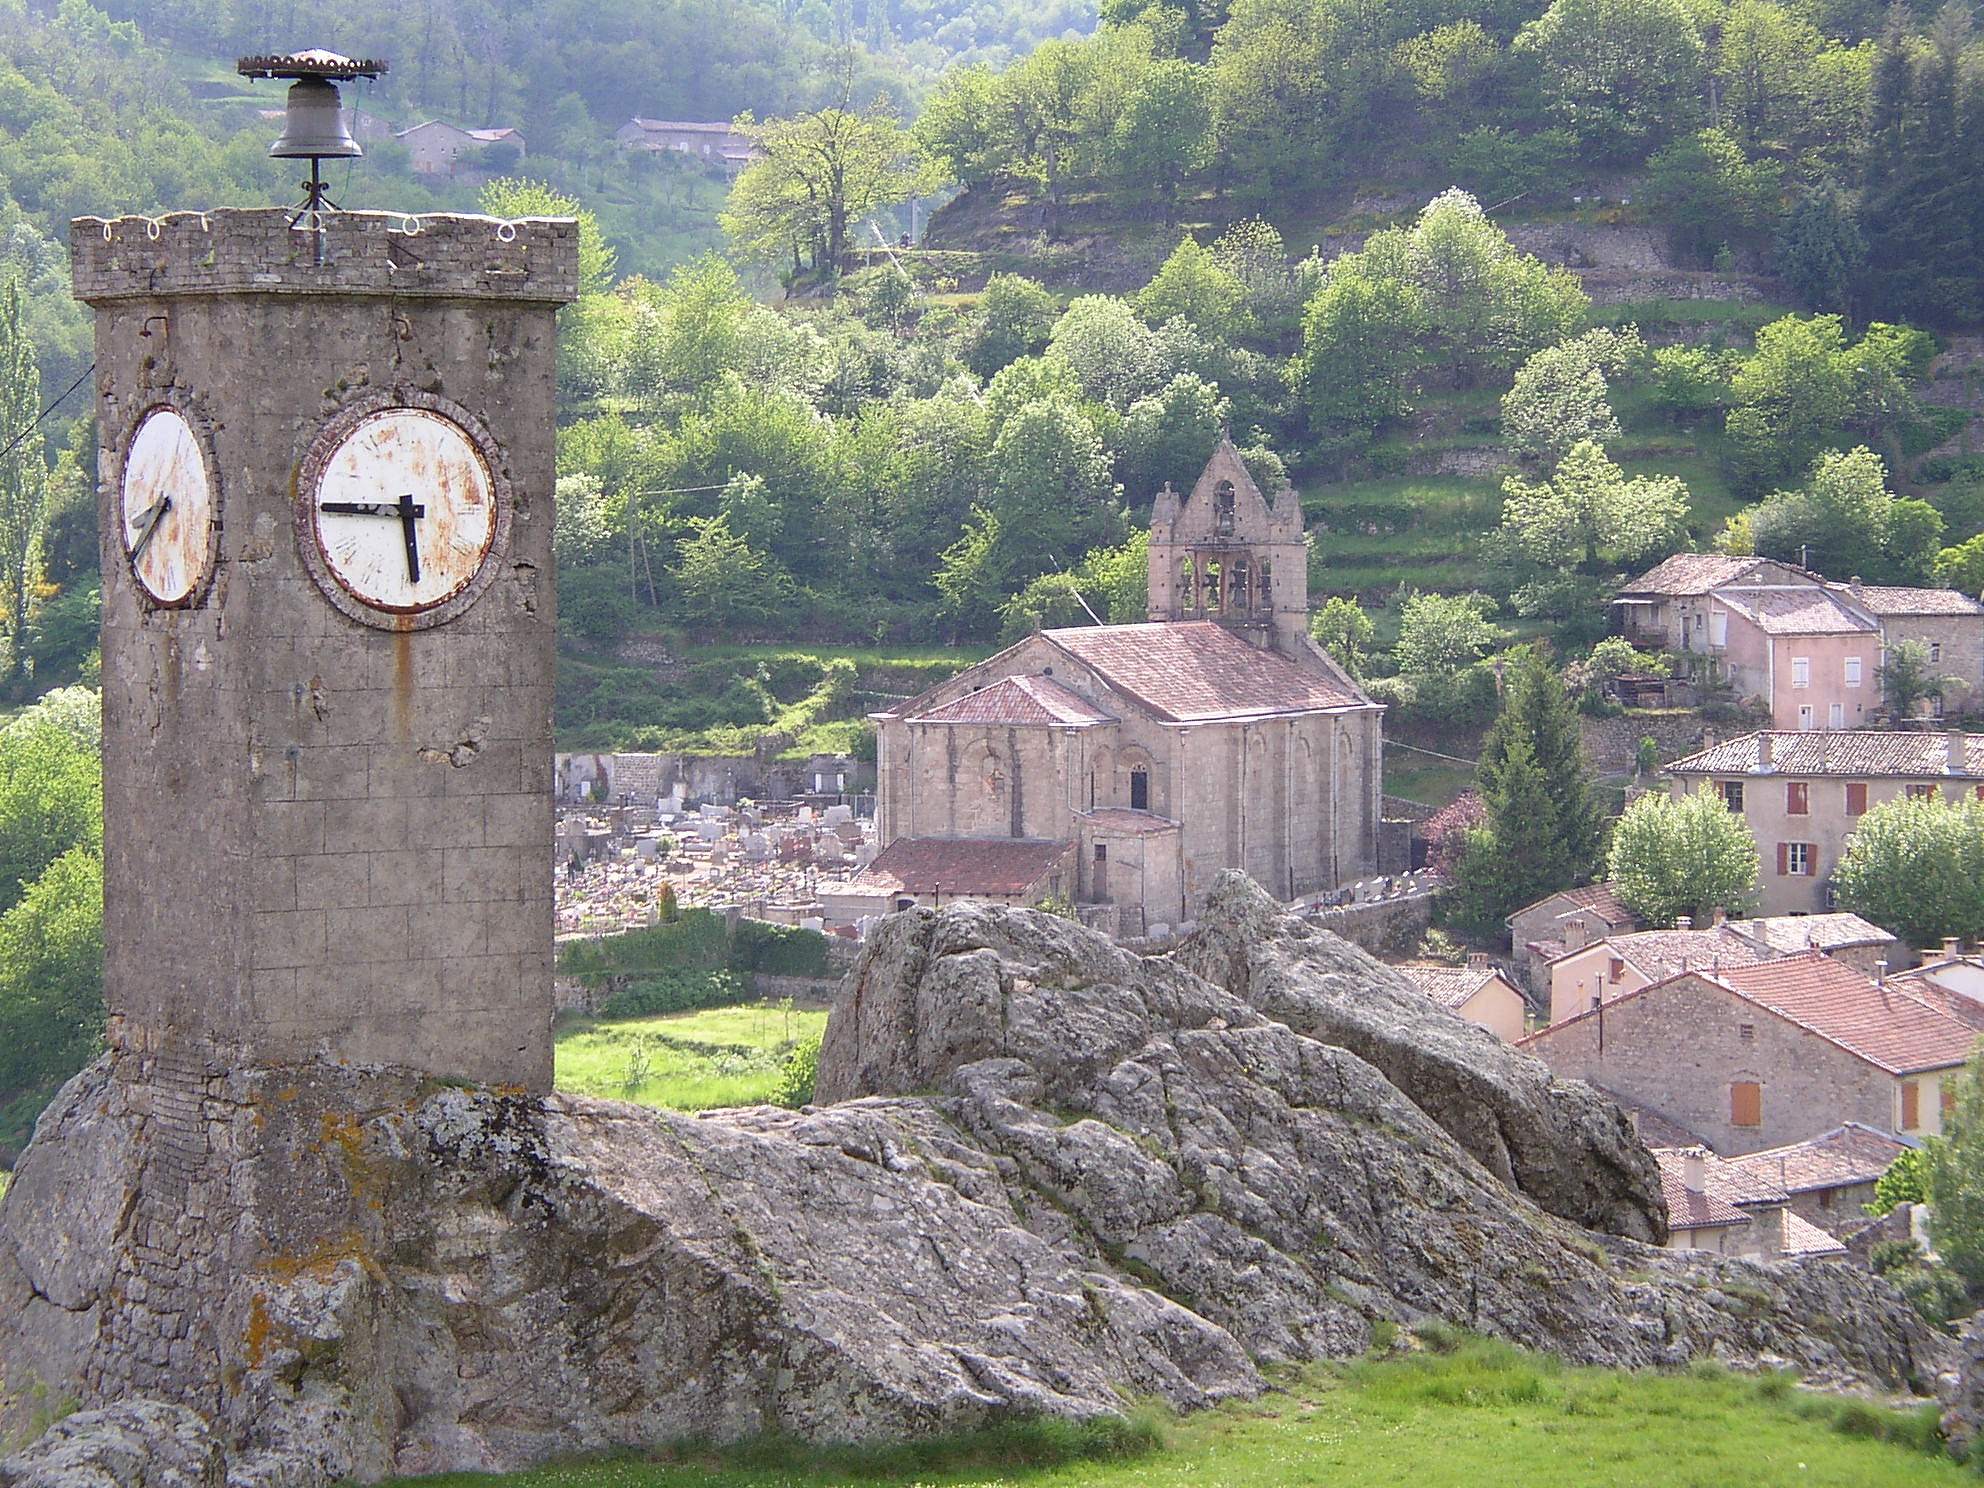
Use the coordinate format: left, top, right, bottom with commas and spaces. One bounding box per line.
0, 877, 1946, 1484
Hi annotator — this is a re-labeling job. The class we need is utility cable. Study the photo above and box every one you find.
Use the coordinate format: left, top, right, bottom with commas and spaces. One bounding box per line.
0, 362, 95, 465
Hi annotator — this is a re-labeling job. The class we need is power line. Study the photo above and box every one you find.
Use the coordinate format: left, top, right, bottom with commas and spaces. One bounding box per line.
0, 362, 95, 465
1381, 737, 1479, 767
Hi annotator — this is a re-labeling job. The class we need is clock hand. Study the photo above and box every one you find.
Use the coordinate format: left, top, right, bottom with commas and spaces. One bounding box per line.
318, 497, 427, 585
395, 492, 421, 585
128, 496, 172, 564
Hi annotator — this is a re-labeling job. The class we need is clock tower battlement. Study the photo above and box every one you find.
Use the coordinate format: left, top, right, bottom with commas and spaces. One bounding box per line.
78, 208, 577, 1090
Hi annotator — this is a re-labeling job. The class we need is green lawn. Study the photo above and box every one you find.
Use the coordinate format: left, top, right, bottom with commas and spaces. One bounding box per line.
555, 1003, 829, 1111
384, 1338, 1966, 1488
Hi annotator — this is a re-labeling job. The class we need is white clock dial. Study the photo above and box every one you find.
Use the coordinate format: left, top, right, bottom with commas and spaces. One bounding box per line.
309, 408, 496, 615
121, 407, 215, 605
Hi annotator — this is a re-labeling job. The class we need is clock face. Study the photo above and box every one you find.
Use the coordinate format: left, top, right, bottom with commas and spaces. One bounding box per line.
303, 405, 503, 624
121, 407, 216, 606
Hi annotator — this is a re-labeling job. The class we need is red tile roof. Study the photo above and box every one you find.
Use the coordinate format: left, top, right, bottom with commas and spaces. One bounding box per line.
1042, 622, 1368, 723
1617, 553, 1766, 598
855, 837, 1071, 897
1655, 1154, 1752, 1231
1726, 912, 1896, 956
1714, 951, 1981, 1075
905, 674, 1116, 727
1402, 965, 1512, 1011
1553, 926, 1772, 980
1719, 1123, 1909, 1197
1782, 1209, 1849, 1257
1842, 584, 1984, 617
1715, 585, 1876, 636
1669, 729, 1984, 779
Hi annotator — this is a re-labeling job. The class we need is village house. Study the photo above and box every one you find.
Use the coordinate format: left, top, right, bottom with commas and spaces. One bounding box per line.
1613, 555, 1984, 725
1655, 1147, 1848, 1259
1717, 1122, 1910, 1236
865, 442, 1384, 936
614, 118, 757, 171
1521, 950, 1981, 1154
1399, 959, 1528, 1041
395, 119, 526, 176
1505, 882, 1638, 998
1665, 729, 1984, 915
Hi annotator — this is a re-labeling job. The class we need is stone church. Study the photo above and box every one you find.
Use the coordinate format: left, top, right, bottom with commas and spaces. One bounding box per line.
867, 442, 1384, 936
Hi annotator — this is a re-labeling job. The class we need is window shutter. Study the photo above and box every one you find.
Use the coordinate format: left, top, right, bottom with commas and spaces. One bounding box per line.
1777, 842, 1789, 875
1731, 1082, 1762, 1127
1902, 1081, 1921, 1130
1847, 783, 1868, 815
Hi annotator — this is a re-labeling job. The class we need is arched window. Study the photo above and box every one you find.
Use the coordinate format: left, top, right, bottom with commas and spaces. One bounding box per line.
1130, 767, 1150, 811
1232, 558, 1251, 611
1215, 480, 1236, 536
1258, 559, 1273, 608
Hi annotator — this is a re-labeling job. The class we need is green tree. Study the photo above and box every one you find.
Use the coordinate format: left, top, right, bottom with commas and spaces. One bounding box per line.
1775, 182, 1867, 314
1645, 129, 1783, 267
1476, 644, 1607, 887
1311, 596, 1375, 679
1515, 0, 1707, 161
1725, 316, 1926, 495
1294, 268, 1420, 433
479, 176, 616, 297
1876, 637, 1961, 720
1871, 1145, 1926, 1216
1499, 440, 1689, 570
0, 278, 49, 696
1106, 58, 1215, 221
1937, 532, 1984, 594
1393, 591, 1498, 678
1746, 446, 1932, 582
1927, 1051, 1984, 1294
965, 274, 1060, 380
1137, 236, 1247, 335
1832, 794, 1984, 946
1501, 332, 1633, 465
667, 515, 797, 633
723, 103, 935, 280
1114, 373, 1228, 502
986, 399, 1123, 583
1607, 789, 1761, 928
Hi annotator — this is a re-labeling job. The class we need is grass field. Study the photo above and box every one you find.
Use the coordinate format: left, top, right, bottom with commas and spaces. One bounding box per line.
555, 1003, 829, 1110
385, 1337, 1965, 1488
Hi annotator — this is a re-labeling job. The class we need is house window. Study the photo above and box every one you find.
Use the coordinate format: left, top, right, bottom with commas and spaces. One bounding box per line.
1798, 704, 1815, 730
1129, 767, 1150, 812
1829, 702, 1845, 728
1719, 780, 1745, 811
1932, 643, 1944, 664
1786, 782, 1809, 815
1258, 560, 1272, 608
1777, 842, 1813, 876
1738, 1021, 1755, 1042
1846, 782, 1869, 816
1944, 1082, 1957, 1115
1908, 782, 1939, 801
1792, 657, 1811, 688
1902, 1080, 1921, 1131
1845, 656, 1863, 687
1093, 844, 1107, 861
1731, 1081, 1763, 1127
1709, 611, 1727, 647
1608, 957, 1626, 983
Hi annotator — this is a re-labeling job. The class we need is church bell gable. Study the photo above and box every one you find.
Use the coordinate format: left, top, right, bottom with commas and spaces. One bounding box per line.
1147, 438, 1309, 649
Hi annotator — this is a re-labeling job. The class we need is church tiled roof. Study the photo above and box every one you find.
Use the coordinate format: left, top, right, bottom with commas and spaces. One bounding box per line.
1042, 622, 1366, 723
905, 674, 1116, 727
856, 837, 1071, 896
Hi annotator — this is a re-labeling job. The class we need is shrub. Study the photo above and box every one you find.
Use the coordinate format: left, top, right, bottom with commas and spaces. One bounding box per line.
770, 1033, 822, 1108
599, 968, 748, 1019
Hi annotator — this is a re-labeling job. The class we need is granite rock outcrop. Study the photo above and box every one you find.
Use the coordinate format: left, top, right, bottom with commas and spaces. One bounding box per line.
0, 875, 1948, 1485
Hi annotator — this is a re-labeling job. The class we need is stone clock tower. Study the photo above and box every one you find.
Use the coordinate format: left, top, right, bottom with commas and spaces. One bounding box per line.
74, 208, 577, 1090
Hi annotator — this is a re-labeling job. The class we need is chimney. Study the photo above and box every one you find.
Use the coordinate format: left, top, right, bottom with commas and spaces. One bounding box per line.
1467, 951, 1492, 971
1952, 730, 1970, 777
1946, 937, 1964, 958
1682, 1148, 1707, 1194
1564, 915, 1591, 951
1676, 915, 1693, 931
1877, 959, 1888, 986
1756, 733, 1773, 770
1711, 907, 1728, 929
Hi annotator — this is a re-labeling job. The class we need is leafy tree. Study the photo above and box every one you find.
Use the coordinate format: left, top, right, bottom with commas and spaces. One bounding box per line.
1877, 637, 1962, 719
1871, 1145, 1926, 1215
1114, 373, 1228, 503
724, 103, 934, 280
1645, 129, 1783, 267
1927, 1050, 1984, 1294
965, 274, 1060, 380
1393, 591, 1498, 678
1713, 0, 1832, 151
1444, 736, 1569, 933
999, 531, 1152, 638
1137, 236, 1247, 335
1105, 58, 1215, 220
934, 506, 1008, 642
1294, 268, 1421, 433
1607, 789, 1761, 928
1476, 644, 1606, 887
1047, 295, 1172, 412
986, 398, 1123, 582
1833, 794, 1984, 945
667, 515, 797, 633
1501, 336, 1624, 465
1515, 0, 1707, 161
1937, 532, 1984, 594
1725, 316, 1926, 495
1311, 596, 1375, 679
0, 278, 49, 696
1499, 440, 1689, 570
480, 177, 616, 297
1746, 446, 1937, 583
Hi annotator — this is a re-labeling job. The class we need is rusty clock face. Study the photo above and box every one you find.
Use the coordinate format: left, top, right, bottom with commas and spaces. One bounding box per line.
120, 407, 216, 606
298, 397, 509, 629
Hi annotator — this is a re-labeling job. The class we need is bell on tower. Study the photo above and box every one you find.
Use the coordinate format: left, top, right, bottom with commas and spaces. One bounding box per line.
1146, 438, 1308, 650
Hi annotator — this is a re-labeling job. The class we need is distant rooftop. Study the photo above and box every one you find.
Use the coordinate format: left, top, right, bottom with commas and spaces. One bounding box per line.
1669, 730, 1984, 779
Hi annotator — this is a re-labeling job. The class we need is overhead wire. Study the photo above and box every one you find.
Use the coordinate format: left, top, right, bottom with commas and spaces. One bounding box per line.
0, 362, 96, 465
